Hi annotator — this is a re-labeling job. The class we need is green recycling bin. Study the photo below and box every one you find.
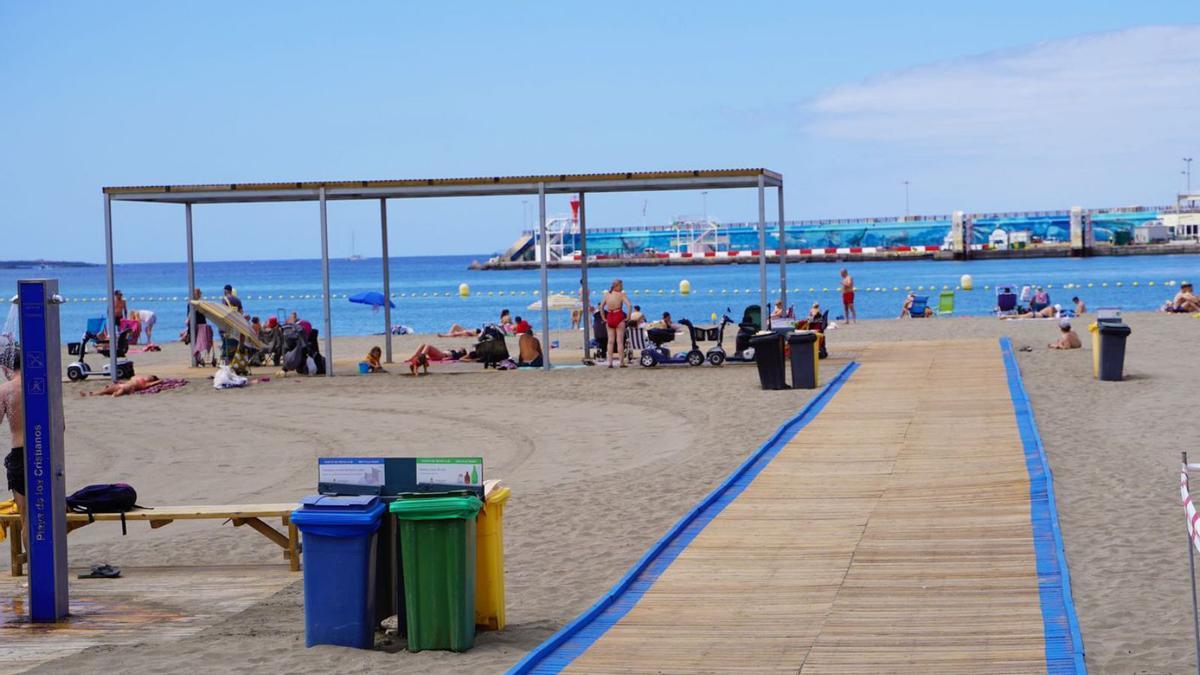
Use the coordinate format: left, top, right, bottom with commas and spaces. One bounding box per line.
390, 494, 483, 652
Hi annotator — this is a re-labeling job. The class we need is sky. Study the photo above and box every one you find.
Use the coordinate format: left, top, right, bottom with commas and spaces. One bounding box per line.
2, 2, 1198, 263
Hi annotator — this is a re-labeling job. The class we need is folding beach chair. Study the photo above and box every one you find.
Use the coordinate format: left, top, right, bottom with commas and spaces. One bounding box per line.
995, 285, 1018, 316
910, 296, 930, 318
937, 290, 955, 316
624, 324, 647, 363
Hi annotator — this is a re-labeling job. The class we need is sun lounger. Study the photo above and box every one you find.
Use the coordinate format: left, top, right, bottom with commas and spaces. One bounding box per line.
3, 502, 300, 576
909, 296, 930, 318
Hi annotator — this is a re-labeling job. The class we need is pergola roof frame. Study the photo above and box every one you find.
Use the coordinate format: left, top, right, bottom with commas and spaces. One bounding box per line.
99, 168, 786, 380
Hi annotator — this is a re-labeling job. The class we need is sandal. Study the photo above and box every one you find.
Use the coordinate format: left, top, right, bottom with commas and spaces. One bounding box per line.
78, 563, 121, 579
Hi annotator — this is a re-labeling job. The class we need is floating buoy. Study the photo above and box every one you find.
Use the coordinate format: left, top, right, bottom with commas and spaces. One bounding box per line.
809, 288, 815, 293
732, 288, 740, 294
679, 279, 691, 295
1087, 282, 1094, 288
961, 274, 973, 291
711, 312, 718, 321
1115, 282, 1122, 287
1101, 283, 1108, 288
1148, 281, 1155, 287
893, 287, 899, 292
1131, 281, 1139, 287
459, 283, 470, 297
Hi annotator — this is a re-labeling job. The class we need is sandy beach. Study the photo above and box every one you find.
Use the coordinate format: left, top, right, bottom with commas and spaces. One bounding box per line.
4, 312, 1199, 673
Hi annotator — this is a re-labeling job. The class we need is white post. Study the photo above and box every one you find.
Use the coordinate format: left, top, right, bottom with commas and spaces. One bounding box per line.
579, 192, 590, 361
319, 187, 333, 376
538, 182, 551, 370
185, 203, 196, 365
757, 175, 767, 331
104, 193, 118, 382
777, 185, 787, 312
380, 199, 392, 363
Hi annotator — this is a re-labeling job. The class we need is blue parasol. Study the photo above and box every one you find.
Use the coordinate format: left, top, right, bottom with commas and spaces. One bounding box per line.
348, 291, 396, 309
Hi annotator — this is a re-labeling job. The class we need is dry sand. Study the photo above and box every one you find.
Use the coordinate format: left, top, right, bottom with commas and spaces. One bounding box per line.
4, 312, 1198, 673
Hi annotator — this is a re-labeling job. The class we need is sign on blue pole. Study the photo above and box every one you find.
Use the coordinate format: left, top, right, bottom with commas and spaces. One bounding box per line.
18, 279, 69, 622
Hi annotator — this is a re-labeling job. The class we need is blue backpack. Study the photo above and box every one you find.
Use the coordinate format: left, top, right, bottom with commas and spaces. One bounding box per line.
67, 483, 143, 534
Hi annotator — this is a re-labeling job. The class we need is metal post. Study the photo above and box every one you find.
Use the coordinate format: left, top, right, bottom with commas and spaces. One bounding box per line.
18, 280, 69, 621
380, 199, 392, 363
1187, 451, 1200, 675
537, 183, 551, 370
757, 175, 768, 331
103, 194, 118, 383
579, 192, 590, 361
185, 203, 196, 366
319, 187, 333, 376
777, 185, 787, 312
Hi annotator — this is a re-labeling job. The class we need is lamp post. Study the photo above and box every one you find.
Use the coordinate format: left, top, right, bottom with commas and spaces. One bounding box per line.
701, 191, 708, 222
1185, 158, 1194, 194
903, 180, 911, 220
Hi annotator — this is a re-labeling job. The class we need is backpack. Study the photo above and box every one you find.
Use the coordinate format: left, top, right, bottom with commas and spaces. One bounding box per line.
67, 483, 143, 534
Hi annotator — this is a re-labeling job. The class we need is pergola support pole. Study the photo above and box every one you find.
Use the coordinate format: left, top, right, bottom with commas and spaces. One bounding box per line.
757, 175, 768, 331
380, 199, 392, 363
319, 187, 333, 376
538, 182, 551, 370
578, 192, 590, 361
777, 186, 786, 312
185, 203, 196, 366
104, 194, 118, 383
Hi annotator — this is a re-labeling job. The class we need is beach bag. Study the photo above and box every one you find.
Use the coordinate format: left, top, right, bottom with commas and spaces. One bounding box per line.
67, 483, 142, 535
214, 365, 248, 389
305, 356, 317, 375
283, 341, 307, 373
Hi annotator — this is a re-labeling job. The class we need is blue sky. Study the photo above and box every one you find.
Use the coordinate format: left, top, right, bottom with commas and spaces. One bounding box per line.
2, 2, 1198, 262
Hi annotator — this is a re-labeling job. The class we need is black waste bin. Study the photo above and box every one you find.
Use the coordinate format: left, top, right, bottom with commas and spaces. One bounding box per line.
787, 331, 819, 389
750, 332, 788, 390
1098, 322, 1131, 381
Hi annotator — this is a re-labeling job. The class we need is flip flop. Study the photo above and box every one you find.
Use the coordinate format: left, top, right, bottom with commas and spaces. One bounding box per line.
78, 563, 121, 579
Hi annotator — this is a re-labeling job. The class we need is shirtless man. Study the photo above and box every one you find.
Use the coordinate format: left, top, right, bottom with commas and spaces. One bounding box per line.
81, 374, 161, 397
1173, 282, 1200, 312
602, 279, 632, 368
1, 344, 25, 550
1048, 320, 1082, 349
839, 269, 856, 324
518, 328, 544, 368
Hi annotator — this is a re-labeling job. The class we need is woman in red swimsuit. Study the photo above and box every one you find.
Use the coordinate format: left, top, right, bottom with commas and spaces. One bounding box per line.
602, 279, 632, 368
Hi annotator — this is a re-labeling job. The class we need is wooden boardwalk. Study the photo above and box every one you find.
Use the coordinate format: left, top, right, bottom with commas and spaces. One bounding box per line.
532, 340, 1071, 673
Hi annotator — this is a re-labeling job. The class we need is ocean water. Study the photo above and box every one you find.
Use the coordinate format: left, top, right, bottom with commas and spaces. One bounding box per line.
2, 254, 1197, 342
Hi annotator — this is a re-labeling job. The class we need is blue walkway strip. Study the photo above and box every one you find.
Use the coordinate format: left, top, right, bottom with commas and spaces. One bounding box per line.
999, 337, 1087, 674
509, 362, 860, 674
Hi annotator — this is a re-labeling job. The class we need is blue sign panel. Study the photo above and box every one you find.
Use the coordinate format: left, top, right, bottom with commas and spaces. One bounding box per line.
18, 279, 69, 622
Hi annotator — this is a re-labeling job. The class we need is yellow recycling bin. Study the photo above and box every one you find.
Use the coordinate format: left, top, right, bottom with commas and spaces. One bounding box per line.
1088, 322, 1100, 378
475, 485, 511, 631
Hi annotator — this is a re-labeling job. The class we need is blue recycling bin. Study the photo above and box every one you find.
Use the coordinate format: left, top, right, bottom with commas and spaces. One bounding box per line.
291, 495, 387, 648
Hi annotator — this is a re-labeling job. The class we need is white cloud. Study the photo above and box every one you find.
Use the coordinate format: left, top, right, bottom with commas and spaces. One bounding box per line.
805, 25, 1200, 158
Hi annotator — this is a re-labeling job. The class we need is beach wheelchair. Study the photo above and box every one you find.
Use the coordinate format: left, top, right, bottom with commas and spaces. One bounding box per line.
638, 320, 705, 367
65, 317, 135, 381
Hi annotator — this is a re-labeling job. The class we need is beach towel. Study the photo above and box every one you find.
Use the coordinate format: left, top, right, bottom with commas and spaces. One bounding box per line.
0, 498, 16, 543
192, 324, 213, 355
133, 378, 187, 395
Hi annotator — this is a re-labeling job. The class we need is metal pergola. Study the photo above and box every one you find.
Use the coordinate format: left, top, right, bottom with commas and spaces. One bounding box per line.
101, 168, 786, 380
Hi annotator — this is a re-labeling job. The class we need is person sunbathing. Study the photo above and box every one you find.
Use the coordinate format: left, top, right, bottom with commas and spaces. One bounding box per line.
438, 324, 480, 338
517, 328, 543, 368
81, 375, 161, 397
1048, 320, 1082, 349
1171, 282, 1200, 312
404, 344, 464, 376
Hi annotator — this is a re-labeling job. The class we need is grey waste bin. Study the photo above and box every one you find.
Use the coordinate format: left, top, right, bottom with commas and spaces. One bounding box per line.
1098, 322, 1131, 381
750, 332, 788, 390
787, 331, 819, 389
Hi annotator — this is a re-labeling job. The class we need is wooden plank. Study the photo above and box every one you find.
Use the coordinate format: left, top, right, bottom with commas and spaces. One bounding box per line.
0, 503, 298, 524
562, 340, 1050, 674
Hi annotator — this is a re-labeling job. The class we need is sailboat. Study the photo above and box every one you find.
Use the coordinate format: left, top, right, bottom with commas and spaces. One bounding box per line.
347, 230, 363, 261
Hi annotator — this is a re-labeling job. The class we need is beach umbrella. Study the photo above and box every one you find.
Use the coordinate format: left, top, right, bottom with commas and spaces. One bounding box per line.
527, 293, 581, 311
348, 291, 396, 309
190, 300, 266, 349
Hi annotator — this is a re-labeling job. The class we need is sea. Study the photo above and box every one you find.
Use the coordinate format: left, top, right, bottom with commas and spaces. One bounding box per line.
2, 254, 1197, 343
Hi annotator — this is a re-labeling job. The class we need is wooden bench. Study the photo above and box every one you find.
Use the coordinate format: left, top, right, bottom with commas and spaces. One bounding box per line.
2, 503, 300, 576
